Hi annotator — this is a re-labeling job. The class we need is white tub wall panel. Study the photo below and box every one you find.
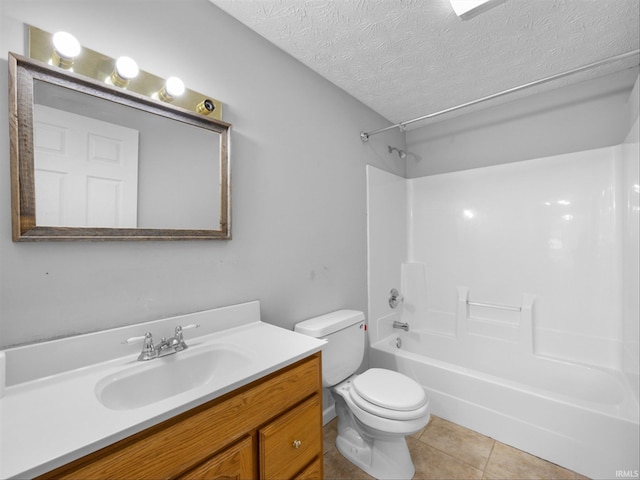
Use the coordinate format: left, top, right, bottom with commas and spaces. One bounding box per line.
622, 101, 639, 402
407, 148, 624, 369
400, 262, 456, 336
377, 329, 521, 384
466, 316, 520, 343
401, 262, 451, 334
410, 148, 619, 338
377, 329, 631, 409
534, 328, 622, 368
366, 166, 408, 344
460, 292, 526, 345
426, 310, 457, 337
375, 312, 404, 343
458, 287, 522, 341
375, 333, 635, 410
408, 168, 536, 310
399, 263, 427, 327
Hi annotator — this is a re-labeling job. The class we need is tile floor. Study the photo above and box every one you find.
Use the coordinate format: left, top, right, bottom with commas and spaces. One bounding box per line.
323, 416, 589, 480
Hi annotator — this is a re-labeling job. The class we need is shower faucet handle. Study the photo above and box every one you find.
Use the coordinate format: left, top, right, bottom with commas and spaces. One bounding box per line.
389, 288, 404, 309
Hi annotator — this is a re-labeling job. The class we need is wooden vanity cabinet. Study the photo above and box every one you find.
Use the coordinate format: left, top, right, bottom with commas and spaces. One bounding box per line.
178, 435, 254, 480
259, 395, 322, 479
37, 353, 323, 480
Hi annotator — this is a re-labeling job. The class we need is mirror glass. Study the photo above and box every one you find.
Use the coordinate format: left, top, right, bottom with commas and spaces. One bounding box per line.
9, 53, 231, 240
33, 81, 222, 230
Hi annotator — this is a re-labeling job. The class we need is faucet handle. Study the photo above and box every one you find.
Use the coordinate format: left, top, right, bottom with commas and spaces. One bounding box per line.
173, 324, 200, 350
179, 323, 200, 331
174, 324, 200, 337
123, 332, 156, 361
122, 332, 153, 344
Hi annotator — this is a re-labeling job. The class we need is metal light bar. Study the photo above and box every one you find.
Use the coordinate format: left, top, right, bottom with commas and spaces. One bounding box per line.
360, 49, 640, 141
28, 26, 223, 119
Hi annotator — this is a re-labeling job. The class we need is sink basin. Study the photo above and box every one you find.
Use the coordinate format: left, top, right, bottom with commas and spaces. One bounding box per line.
95, 344, 252, 410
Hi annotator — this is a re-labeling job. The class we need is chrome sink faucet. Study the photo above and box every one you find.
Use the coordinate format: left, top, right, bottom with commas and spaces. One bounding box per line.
124, 324, 200, 361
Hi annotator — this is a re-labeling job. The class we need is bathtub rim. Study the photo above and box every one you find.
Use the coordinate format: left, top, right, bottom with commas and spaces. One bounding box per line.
372, 331, 640, 424
370, 332, 640, 479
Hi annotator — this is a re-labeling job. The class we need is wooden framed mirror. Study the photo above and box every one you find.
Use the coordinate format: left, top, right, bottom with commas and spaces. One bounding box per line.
9, 52, 231, 241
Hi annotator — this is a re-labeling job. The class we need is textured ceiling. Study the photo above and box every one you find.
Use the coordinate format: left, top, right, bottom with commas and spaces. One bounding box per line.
209, 0, 640, 129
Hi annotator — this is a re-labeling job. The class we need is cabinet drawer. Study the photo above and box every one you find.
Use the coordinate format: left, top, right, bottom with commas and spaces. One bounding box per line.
294, 457, 322, 480
259, 395, 322, 480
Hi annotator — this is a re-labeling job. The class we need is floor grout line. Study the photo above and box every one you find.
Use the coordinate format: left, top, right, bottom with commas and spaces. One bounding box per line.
482, 439, 496, 475
414, 437, 493, 476
413, 418, 497, 475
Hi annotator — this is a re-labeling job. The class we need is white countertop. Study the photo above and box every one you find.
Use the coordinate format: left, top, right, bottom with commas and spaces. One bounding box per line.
0, 302, 325, 479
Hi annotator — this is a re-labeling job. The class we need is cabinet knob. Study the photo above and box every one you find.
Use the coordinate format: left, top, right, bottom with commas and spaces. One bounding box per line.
292, 439, 302, 449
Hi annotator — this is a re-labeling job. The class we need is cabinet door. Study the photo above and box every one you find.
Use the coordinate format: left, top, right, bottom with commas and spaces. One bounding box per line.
259, 395, 322, 479
179, 436, 253, 480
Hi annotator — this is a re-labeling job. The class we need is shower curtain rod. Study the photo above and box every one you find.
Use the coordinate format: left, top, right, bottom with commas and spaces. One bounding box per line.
360, 49, 640, 141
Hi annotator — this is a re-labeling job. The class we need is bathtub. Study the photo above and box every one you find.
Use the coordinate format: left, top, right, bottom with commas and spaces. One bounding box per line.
370, 330, 640, 479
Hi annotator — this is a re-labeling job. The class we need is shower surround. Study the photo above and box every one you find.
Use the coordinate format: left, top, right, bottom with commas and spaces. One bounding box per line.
366, 129, 639, 478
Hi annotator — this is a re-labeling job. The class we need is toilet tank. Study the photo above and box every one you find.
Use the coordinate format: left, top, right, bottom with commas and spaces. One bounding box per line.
295, 310, 365, 387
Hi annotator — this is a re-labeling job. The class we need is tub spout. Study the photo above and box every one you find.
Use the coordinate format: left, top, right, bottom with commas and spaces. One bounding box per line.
393, 321, 409, 331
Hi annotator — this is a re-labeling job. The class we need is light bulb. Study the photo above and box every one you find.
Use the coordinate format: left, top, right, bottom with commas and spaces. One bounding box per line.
165, 77, 185, 97
116, 56, 139, 80
109, 56, 139, 88
51, 31, 81, 69
158, 76, 185, 102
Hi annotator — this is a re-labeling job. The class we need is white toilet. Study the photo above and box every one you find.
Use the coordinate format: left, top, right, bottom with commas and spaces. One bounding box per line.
295, 310, 430, 480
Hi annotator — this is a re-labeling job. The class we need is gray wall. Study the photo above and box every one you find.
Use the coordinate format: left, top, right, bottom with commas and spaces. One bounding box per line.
0, 0, 405, 348
406, 67, 639, 177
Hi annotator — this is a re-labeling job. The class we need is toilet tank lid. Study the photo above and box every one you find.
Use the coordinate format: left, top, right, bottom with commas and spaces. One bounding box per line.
295, 310, 365, 337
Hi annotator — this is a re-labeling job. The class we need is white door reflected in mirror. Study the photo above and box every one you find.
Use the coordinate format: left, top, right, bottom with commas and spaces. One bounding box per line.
34, 104, 140, 228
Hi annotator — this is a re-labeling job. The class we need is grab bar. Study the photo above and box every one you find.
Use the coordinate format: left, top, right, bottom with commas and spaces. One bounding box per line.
466, 300, 521, 312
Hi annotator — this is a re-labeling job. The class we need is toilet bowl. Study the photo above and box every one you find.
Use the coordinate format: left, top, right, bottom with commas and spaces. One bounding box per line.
342, 368, 430, 429
331, 369, 430, 479
294, 310, 431, 480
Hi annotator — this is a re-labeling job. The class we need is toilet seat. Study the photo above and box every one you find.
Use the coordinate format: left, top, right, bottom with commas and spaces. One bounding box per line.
348, 369, 428, 421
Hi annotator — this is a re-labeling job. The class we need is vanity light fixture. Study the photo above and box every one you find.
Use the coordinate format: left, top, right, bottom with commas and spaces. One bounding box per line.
157, 76, 185, 102
108, 56, 139, 88
50, 31, 81, 69
30, 26, 224, 118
